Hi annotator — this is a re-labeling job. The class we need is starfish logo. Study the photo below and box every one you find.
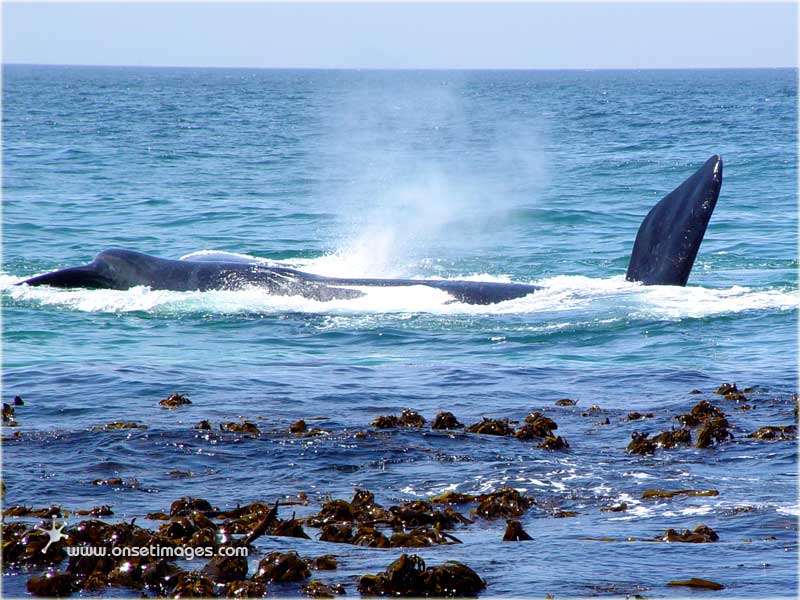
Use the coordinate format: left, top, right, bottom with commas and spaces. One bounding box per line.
35, 519, 68, 553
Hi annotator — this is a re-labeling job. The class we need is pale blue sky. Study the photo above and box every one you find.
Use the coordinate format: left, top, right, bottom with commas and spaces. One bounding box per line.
3, 2, 797, 69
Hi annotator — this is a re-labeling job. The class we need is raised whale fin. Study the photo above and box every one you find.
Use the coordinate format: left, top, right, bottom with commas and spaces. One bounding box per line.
626, 154, 722, 286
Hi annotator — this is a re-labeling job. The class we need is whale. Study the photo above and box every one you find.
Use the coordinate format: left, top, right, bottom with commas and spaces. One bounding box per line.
19, 155, 722, 305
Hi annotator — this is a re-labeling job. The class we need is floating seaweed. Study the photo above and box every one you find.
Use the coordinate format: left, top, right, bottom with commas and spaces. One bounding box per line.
171, 570, 216, 597
390, 526, 462, 547
170, 497, 215, 517
515, 412, 557, 439
677, 400, 725, 427
358, 553, 486, 597
389, 500, 471, 529
748, 425, 797, 440
303, 579, 346, 597
201, 552, 248, 583
290, 419, 308, 433
626, 432, 656, 455
600, 502, 628, 513
307, 499, 357, 526
626, 412, 654, 420
431, 411, 464, 430
667, 577, 724, 590
651, 428, 692, 448
502, 519, 533, 541
659, 524, 719, 543
225, 580, 268, 597
465, 417, 514, 436
472, 487, 534, 519
2, 402, 18, 426
641, 489, 719, 500
428, 491, 476, 505
580, 405, 603, 417
74, 505, 114, 516
27, 570, 78, 597
319, 523, 354, 543
371, 408, 426, 428
159, 393, 191, 409
253, 551, 311, 583
91, 421, 148, 431
714, 382, 748, 402
352, 525, 391, 548
309, 555, 338, 570
537, 435, 569, 450
220, 421, 261, 435
696, 417, 733, 448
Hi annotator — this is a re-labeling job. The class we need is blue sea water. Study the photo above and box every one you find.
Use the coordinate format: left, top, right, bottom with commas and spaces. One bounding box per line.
2, 65, 798, 597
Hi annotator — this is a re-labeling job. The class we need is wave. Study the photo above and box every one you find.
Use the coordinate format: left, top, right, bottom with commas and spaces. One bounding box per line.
3, 255, 797, 321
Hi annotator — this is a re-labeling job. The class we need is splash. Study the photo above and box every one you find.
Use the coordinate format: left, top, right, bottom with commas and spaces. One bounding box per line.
3, 268, 797, 321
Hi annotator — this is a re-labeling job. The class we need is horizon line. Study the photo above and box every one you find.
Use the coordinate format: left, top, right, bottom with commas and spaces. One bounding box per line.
4, 62, 798, 72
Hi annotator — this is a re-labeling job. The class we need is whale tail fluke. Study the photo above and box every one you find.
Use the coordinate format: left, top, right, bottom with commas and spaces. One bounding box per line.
626, 155, 722, 286
20, 264, 111, 289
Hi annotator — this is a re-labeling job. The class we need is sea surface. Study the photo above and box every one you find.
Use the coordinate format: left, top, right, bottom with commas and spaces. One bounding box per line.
2, 66, 798, 598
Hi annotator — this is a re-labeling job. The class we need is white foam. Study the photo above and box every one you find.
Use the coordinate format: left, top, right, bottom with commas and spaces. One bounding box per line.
679, 505, 714, 516
633, 284, 799, 320
4, 258, 798, 319
776, 505, 800, 516
623, 471, 656, 480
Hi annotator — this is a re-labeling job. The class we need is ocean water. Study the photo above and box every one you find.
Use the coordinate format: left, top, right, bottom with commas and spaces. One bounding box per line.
2, 65, 798, 597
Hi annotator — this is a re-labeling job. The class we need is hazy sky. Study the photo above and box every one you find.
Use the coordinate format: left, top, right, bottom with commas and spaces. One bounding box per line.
3, 2, 797, 69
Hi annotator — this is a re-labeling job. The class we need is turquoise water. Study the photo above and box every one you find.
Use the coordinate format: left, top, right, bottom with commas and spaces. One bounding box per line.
2, 65, 798, 597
